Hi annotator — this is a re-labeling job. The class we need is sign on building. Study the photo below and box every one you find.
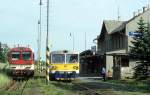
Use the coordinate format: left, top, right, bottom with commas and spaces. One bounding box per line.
129, 31, 140, 37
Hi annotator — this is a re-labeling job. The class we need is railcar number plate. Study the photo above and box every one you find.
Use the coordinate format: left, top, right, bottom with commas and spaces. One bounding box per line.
19, 65, 24, 69
64, 65, 67, 68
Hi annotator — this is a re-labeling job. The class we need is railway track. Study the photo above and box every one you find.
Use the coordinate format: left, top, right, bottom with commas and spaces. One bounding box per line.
54, 80, 103, 95
71, 78, 118, 95
4, 80, 16, 91
20, 79, 29, 95
4, 78, 29, 95
73, 83, 103, 95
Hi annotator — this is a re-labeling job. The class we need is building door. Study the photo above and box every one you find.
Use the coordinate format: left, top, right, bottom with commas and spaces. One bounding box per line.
113, 55, 121, 80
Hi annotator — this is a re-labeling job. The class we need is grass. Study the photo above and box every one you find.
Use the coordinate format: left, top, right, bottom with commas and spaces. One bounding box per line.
22, 77, 79, 95
0, 63, 8, 69
0, 91, 20, 95
0, 73, 11, 88
104, 79, 150, 95
36, 79, 77, 95
0, 73, 20, 95
0, 63, 10, 88
0, 63, 19, 95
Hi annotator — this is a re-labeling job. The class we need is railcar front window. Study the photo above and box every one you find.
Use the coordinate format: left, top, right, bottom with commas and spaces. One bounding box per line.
11, 52, 20, 60
66, 54, 78, 63
52, 54, 65, 63
22, 52, 31, 60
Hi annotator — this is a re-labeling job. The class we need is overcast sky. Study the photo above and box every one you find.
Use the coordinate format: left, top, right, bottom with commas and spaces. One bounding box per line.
0, 0, 149, 59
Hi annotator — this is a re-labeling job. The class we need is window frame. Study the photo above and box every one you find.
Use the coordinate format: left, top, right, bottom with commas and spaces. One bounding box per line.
11, 51, 21, 60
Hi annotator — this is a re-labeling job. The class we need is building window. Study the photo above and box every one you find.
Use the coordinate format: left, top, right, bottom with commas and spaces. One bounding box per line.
118, 35, 121, 48
122, 36, 125, 48
121, 56, 129, 67
117, 35, 120, 49
120, 35, 123, 48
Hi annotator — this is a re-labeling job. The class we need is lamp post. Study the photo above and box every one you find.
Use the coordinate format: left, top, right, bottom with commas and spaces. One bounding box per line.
85, 32, 87, 50
70, 32, 75, 50
73, 32, 74, 50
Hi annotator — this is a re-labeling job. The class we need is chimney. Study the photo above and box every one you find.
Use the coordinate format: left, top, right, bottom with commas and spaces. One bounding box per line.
133, 11, 136, 17
138, 9, 142, 15
147, 4, 150, 9
143, 6, 146, 12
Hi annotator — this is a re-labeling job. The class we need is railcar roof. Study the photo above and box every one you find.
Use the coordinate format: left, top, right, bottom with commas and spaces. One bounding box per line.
10, 47, 33, 52
51, 50, 79, 54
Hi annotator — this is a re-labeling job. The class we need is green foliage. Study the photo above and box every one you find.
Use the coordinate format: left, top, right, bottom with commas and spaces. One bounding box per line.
0, 43, 9, 63
130, 17, 150, 79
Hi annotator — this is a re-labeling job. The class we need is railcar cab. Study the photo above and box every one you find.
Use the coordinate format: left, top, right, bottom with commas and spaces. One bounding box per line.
8, 47, 34, 77
8, 47, 34, 64
51, 50, 79, 64
50, 50, 80, 80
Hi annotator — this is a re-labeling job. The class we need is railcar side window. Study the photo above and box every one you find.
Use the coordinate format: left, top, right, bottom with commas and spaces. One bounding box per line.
11, 52, 20, 60
66, 54, 78, 63
52, 54, 65, 63
22, 52, 31, 60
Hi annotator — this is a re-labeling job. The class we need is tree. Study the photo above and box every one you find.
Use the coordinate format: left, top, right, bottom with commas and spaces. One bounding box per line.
130, 17, 145, 60
130, 17, 150, 79
0, 43, 9, 63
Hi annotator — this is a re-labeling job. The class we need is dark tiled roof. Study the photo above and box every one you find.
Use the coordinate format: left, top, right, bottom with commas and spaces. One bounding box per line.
111, 9, 150, 34
97, 8, 150, 39
96, 20, 125, 40
103, 20, 124, 34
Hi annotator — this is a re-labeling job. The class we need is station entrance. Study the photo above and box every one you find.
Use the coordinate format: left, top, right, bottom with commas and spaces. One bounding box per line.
80, 50, 105, 77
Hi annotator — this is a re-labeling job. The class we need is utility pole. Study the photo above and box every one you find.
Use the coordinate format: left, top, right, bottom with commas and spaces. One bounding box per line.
46, 0, 50, 85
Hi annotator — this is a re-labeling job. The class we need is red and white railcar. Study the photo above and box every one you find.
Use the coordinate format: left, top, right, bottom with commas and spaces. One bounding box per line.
8, 47, 34, 77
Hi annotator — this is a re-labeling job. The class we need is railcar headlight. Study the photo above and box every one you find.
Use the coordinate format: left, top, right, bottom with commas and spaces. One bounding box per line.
73, 66, 79, 70
25, 67, 31, 69
11, 67, 16, 69
52, 66, 57, 70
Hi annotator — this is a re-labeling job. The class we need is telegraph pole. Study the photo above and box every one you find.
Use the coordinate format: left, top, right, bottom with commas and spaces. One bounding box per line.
46, 0, 50, 85
37, 0, 42, 73
39, 0, 42, 73
37, 20, 40, 73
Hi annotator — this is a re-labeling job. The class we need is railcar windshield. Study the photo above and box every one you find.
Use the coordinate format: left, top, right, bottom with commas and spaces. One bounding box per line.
22, 52, 31, 60
11, 52, 20, 60
66, 54, 78, 63
52, 54, 65, 63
